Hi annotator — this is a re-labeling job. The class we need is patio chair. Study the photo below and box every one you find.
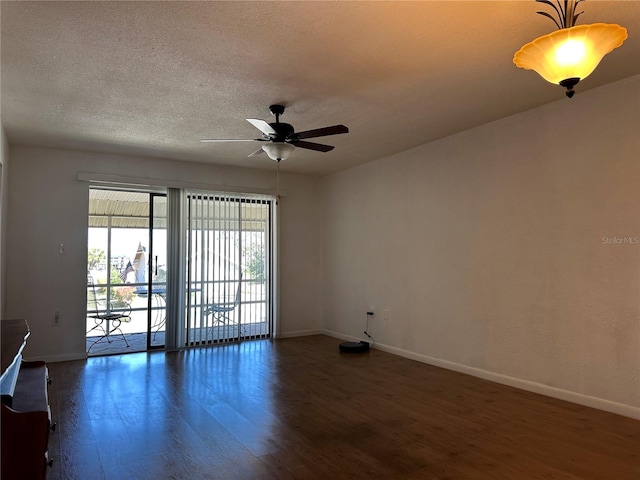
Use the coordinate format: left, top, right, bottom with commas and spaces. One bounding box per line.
86, 276, 132, 352
204, 273, 242, 327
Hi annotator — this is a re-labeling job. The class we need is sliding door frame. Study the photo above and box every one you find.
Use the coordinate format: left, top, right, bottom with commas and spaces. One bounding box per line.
85, 178, 279, 352
146, 192, 167, 350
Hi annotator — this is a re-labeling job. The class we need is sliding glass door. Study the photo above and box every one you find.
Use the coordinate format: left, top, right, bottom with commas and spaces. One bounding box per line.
185, 192, 272, 345
86, 189, 167, 355
87, 188, 272, 355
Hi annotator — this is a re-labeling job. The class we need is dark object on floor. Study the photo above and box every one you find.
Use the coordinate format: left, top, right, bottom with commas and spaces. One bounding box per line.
339, 341, 369, 353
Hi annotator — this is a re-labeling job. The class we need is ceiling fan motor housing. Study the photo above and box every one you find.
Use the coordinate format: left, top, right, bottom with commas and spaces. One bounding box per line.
268, 122, 295, 141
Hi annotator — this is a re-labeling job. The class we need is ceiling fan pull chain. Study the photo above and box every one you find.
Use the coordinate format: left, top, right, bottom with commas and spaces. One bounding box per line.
276, 160, 281, 206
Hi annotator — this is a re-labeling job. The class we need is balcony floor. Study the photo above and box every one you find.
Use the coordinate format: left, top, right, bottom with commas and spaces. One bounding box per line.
86, 332, 159, 356
87, 323, 269, 356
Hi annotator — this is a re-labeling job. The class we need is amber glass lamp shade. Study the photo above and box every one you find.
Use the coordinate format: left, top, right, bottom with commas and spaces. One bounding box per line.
514, 23, 627, 97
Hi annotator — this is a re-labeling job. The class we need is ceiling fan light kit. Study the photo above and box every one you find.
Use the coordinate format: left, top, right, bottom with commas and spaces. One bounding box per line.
513, 0, 627, 98
262, 142, 295, 162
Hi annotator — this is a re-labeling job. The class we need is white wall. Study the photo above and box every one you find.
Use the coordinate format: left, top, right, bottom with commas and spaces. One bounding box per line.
5, 148, 322, 361
0, 125, 9, 318
321, 75, 640, 417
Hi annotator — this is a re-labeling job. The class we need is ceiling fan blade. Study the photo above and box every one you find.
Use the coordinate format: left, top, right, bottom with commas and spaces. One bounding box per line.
295, 124, 349, 140
248, 147, 265, 157
199, 138, 262, 143
294, 140, 335, 152
247, 119, 276, 135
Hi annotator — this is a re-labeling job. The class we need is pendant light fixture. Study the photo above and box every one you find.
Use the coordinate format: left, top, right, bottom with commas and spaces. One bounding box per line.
513, 0, 627, 98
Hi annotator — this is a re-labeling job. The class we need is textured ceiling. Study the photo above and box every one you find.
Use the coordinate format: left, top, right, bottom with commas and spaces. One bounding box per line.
1, 1, 638, 176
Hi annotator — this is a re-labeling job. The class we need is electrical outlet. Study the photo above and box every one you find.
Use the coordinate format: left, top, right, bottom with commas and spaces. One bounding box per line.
383, 309, 390, 322
53, 311, 60, 326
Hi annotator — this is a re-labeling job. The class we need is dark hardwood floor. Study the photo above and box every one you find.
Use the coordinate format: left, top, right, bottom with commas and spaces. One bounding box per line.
46, 335, 639, 479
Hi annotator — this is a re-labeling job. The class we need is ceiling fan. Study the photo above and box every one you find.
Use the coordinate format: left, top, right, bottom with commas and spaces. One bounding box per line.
200, 104, 349, 162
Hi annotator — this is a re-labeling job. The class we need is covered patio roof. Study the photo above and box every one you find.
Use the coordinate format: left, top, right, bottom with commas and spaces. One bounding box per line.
89, 189, 270, 231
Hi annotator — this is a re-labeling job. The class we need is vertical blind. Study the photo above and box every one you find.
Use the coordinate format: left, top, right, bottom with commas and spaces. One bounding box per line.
185, 191, 272, 345
165, 188, 186, 350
